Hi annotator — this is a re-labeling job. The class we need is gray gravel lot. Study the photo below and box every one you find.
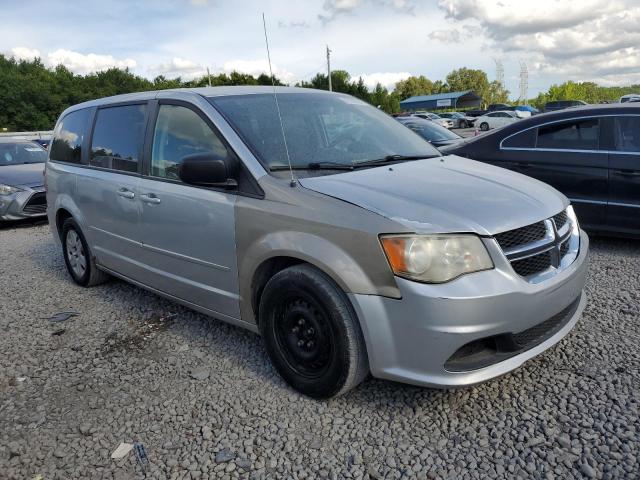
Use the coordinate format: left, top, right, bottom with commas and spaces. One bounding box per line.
1, 222, 638, 479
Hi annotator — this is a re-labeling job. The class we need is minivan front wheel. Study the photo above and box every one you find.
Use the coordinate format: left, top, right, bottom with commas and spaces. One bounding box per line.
61, 218, 109, 287
480, 122, 489, 131
259, 264, 369, 399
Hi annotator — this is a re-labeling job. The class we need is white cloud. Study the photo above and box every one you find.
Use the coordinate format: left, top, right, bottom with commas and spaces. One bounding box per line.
151, 57, 206, 79
9, 46, 137, 75
355, 71, 412, 89
11, 46, 41, 60
48, 49, 136, 74
435, 0, 640, 86
320, 0, 415, 23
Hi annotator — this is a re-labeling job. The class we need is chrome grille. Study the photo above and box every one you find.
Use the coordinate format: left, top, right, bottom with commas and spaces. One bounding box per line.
553, 211, 568, 230
511, 251, 552, 277
494, 222, 546, 250
494, 208, 578, 282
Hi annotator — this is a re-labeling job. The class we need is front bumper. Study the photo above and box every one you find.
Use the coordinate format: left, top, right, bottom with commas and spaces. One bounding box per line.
0, 187, 47, 221
349, 229, 589, 388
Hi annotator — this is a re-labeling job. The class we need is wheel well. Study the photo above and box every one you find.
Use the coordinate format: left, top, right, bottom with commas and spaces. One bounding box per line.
251, 256, 305, 325
55, 208, 73, 239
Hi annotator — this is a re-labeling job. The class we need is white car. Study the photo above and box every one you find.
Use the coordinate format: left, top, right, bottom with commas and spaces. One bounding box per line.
475, 111, 520, 131
620, 93, 640, 103
411, 112, 454, 129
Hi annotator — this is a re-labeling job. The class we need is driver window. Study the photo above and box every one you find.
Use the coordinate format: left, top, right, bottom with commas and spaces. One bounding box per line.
151, 104, 228, 180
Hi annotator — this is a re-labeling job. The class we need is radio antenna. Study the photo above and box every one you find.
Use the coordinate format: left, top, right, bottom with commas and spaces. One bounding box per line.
262, 13, 296, 187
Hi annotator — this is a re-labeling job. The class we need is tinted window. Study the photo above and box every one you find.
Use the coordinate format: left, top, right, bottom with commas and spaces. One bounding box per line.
151, 104, 229, 180
502, 128, 537, 148
0, 142, 47, 166
614, 116, 640, 152
50, 109, 90, 163
537, 119, 599, 150
209, 93, 439, 170
90, 105, 146, 173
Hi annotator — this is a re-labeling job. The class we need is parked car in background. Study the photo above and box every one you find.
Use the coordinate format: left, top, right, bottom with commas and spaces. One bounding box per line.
46, 86, 588, 398
0, 139, 47, 221
441, 103, 640, 237
474, 111, 520, 131
464, 109, 488, 118
395, 116, 463, 148
411, 112, 454, 129
620, 94, 640, 103
544, 100, 588, 112
436, 112, 475, 128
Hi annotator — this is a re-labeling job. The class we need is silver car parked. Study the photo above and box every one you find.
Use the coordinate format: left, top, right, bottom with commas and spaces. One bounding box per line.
0, 139, 47, 221
46, 87, 589, 398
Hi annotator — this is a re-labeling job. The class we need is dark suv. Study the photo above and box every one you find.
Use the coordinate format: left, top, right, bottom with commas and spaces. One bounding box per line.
544, 100, 588, 112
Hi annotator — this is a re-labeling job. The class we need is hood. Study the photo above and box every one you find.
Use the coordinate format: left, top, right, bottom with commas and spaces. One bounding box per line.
298, 155, 567, 236
432, 138, 462, 148
0, 163, 45, 188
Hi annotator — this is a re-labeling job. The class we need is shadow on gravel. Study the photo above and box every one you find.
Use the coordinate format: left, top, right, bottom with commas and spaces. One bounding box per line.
0, 217, 48, 230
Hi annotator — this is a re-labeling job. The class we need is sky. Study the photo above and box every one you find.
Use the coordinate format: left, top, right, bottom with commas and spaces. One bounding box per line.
2, 0, 640, 98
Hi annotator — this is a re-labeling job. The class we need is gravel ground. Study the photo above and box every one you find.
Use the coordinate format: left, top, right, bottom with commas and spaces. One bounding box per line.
1, 221, 638, 480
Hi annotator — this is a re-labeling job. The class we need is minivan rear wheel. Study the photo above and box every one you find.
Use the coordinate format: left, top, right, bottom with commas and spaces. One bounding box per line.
259, 264, 369, 399
61, 218, 109, 287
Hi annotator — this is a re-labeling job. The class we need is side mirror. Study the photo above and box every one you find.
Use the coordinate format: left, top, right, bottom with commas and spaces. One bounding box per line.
178, 154, 237, 189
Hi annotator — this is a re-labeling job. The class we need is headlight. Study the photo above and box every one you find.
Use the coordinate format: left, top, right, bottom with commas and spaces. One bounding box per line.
0, 184, 22, 196
380, 234, 494, 283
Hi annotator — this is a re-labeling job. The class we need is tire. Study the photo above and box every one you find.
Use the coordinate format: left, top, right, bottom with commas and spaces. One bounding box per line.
480, 122, 489, 131
259, 264, 369, 399
61, 218, 109, 287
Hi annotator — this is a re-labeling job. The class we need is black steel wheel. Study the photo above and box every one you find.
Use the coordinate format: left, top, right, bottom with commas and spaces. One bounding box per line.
259, 264, 369, 398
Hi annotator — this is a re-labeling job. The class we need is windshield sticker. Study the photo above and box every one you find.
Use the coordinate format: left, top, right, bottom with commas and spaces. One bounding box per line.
25, 147, 44, 152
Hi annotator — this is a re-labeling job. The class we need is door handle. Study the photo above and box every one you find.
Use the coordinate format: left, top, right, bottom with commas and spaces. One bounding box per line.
117, 188, 135, 199
614, 169, 640, 177
140, 193, 161, 204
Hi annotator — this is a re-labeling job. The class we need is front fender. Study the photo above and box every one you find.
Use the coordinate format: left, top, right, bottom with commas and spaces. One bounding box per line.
238, 230, 399, 325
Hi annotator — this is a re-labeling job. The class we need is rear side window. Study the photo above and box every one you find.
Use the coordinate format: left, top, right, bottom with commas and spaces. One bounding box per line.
50, 109, 91, 164
502, 128, 537, 148
537, 119, 599, 150
614, 116, 640, 152
151, 104, 229, 180
90, 104, 146, 173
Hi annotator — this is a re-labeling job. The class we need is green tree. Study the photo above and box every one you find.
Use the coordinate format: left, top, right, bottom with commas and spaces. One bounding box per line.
393, 75, 436, 100
445, 67, 490, 107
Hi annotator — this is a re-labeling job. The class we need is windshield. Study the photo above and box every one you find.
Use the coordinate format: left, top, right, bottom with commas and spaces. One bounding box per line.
398, 118, 461, 142
209, 92, 440, 170
0, 142, 47, 166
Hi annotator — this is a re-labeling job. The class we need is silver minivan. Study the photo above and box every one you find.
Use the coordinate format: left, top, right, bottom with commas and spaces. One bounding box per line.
46, 87, 589, 398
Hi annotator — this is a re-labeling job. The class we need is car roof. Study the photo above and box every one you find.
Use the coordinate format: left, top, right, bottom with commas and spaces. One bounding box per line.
61, 86, 329, 116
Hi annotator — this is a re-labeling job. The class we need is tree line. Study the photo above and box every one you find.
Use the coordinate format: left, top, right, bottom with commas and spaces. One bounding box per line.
1, 54, 638, 132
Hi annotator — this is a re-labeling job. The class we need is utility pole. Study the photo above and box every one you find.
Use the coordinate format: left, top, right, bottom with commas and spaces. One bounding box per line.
326, 45, 332, 91
206, 67, 212, 87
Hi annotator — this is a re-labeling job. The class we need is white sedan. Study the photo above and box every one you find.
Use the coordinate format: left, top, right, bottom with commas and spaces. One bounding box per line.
475, 111, 520, 131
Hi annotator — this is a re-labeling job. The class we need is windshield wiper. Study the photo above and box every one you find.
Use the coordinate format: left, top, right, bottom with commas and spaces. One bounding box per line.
352, 154, 436, 167
270, 162, 354, 171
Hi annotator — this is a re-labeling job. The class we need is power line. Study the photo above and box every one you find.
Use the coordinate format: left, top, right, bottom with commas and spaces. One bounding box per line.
518, 61, 529, 104
493, 58, 504, 88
